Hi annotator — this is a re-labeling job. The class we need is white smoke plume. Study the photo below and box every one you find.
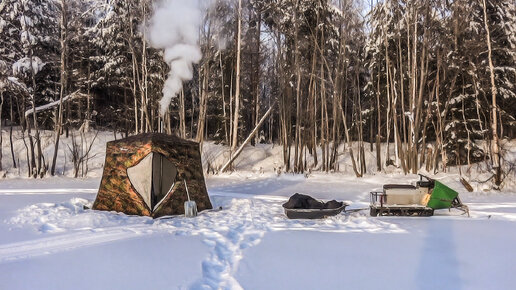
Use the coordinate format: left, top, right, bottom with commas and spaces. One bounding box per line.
147, 0, 203, 116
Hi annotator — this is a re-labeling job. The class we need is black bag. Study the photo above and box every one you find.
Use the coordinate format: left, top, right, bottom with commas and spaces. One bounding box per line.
283, 193, 343, 209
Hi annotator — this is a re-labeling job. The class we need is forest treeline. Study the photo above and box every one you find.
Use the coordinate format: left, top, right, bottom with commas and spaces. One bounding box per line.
0, 0, 515, 184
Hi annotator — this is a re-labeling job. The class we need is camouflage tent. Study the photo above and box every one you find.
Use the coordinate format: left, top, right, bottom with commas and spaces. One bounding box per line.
92, 133, 212, 218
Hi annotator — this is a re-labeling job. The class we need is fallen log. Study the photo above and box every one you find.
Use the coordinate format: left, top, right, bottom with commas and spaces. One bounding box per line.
219, 101, 276, 173
460, 177, 474, 192
24, 90, 84, 118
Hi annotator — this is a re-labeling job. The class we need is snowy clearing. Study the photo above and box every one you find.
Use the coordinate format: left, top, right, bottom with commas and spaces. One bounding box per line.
1, 172, 515, 290
1, 131, 515, 289
2, 0, 516, 288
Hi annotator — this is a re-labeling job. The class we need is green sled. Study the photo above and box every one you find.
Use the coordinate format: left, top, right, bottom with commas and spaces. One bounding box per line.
427, 181, 458, 209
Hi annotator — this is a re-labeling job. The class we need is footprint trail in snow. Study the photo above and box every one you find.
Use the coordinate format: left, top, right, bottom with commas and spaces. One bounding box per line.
6, 196, 402, 289
188, 199, 267, 289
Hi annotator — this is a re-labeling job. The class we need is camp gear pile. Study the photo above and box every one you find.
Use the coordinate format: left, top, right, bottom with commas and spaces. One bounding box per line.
282, 193, 347, 219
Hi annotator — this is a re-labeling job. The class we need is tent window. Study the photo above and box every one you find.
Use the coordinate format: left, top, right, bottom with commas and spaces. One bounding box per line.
127, 152, 177, 211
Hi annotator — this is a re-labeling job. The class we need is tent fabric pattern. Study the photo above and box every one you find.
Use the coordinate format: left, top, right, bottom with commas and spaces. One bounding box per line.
92, 133, 212, 218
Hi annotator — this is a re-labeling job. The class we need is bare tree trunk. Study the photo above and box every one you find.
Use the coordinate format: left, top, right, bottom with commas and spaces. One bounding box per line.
220, 53, 228, 144
434, 68, 447, 172
375, 67, 382, 171
197, 17, 212, 144
179, 88, 186, 138
127, 6, 140, 135
51, 0, 68, 176
293, 2, 302, 172
133, 63, 138, 135
412, 2, 430, 173
140, 0, 151, 133
21, 130, 31, 177
330, 68, 342, 170
231, 0, 242, 151
461, 96, 471, 167
197, 66, 208, 144
356, 71, 366, 175
276, 30, 290, 172
312, 69, 318, 169
482, 0, 502, 187
369, 102, 373, 153
253, 11, 262, 146
325, 7, 344, 171
9, 98, 16, 168
85, 64, 91, 133
339, 101, 360, 177
389, 65, 403, 171
295, 64, 303, 172
30, 75, 42, 177
472, 78, 487, 162
398, 32, 407, 168
190, 79, 195, 138
307, 22, 319, 169
384, 40, 392, 167
420, 55, 439, 168
141, 41, 148, 131
408, 1, 418, 174
320, 63, 326, 172
21, 3, 41, 177
229, 67, 233, 146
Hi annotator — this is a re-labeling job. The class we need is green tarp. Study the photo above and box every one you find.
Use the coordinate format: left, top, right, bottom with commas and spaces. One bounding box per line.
427, 181, 459, 209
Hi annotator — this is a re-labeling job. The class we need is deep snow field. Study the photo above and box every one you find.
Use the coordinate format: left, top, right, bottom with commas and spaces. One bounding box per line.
0, 131, 515, 290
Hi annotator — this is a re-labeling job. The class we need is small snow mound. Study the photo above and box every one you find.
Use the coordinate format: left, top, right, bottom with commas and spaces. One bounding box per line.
39, 223, 64, 233
8, 198, 152, 233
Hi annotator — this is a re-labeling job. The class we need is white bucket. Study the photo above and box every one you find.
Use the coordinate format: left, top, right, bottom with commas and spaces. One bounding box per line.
184, 200, 198, 217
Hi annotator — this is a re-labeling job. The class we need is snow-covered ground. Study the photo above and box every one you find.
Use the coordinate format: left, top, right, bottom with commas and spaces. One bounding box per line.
1, 172, 516, 290
1, 130, 515, 289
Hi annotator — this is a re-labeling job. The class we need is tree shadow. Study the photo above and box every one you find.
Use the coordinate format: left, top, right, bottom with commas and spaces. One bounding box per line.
416, 218, 462, 290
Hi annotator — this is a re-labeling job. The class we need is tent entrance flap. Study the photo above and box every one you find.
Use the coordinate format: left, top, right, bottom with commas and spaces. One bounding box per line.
127, 152, 177, 211
127, 153, 153, 209
152, 153, 177, 210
